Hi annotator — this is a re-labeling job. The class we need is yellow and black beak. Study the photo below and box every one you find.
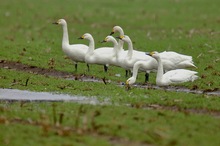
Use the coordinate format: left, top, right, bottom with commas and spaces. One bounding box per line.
125, 80, 131, 90
52, 22, 59, 25
116, 35, 124, 40
110, 28, 115, 35
100, 40, 106, 43
101, 38, 108, 43
110, 31, 114, 35
78, 35, 84, 39
146, 51, 154, 56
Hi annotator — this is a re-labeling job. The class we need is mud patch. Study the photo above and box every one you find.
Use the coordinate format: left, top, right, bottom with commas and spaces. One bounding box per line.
139, 104, 220, 118
131, 84, 220, 96
0, 60, 102, 83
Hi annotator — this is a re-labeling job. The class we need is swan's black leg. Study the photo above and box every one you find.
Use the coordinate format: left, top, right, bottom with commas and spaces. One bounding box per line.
125, 70, 128, 77
125, 70, 132, 77
104, 65, 108, 72
75, 63, 78, 72
87, 64, 89, 72
145, 73, 149, 82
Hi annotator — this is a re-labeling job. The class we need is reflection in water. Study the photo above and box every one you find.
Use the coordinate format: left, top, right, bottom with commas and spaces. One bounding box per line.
0, 88, 106, 104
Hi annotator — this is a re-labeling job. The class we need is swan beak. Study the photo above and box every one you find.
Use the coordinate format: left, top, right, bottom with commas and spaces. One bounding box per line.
110, 31, 114, 35
78, 36, 84, 39
145, 52, 150, 56
116, 36, 124, 40
100, 40, 106, 43
125, 81, 131, 90
52, 22, 59, 25
146, 52, 154, 56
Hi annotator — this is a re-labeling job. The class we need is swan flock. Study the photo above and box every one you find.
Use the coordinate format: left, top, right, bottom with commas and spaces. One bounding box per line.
54, 19, 198, 87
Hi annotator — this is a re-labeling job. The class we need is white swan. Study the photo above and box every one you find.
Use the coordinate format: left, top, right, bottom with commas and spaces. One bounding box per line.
148, 51, 199, 86
53, 19, 89, 71
78, 33, 117, 71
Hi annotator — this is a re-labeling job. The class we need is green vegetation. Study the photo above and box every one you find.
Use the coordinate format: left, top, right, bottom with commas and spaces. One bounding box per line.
0, 0, 220, 145
1, 102, 220, 146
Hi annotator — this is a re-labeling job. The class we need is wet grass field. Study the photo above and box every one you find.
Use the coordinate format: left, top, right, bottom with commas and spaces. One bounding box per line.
0, 0, 220, 145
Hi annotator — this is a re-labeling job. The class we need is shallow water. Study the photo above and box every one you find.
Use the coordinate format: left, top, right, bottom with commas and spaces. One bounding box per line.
0, 88, 104, 104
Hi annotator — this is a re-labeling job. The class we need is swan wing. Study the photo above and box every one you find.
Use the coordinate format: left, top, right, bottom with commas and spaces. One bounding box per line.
159, 51, 196, 69
164, 69, 198, 83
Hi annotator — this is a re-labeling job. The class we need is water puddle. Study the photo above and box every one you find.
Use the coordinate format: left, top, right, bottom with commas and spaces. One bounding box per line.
0, 88, 107, 104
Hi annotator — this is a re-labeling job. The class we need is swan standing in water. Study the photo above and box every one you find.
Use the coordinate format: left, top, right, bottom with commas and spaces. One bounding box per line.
78, 33, 117, 72
53, 19, 89, 71
147, 51, 198, 86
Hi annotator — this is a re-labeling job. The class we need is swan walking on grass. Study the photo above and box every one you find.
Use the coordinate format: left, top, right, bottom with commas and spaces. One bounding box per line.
79, 33, 117, 72
53, 19, 89, 71
148, 51, 198, 86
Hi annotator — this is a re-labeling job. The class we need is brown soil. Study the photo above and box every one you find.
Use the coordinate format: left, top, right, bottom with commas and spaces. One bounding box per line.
0, 60, 101, 82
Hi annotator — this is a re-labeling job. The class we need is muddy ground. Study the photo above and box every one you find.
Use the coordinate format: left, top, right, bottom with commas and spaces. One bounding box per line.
0, 60, 219, 96
1, 60, 220, 118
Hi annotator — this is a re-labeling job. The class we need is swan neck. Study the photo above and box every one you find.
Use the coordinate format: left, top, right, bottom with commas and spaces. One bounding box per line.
88, 37, 95, 54
118, 29, 124, 50
156, 57, 164, 81
62, 23, 69, 45
132, 62, 141, 80
127, 42, 133, 59
112, 40, 118, 55
118, 40, 124, 50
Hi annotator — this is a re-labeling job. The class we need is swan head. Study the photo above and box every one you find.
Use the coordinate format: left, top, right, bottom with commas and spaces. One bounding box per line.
148, 51, 160, 59
101, 36, 117, 43
53, 19, 66, 25
78, 33, 93, 40
125, 77, 136, 90
117, 35, 131, 43
110, 26, 124, 36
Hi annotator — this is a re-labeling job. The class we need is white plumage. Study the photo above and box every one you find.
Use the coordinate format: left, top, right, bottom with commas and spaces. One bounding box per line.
149, 51, 199, 86
158, 51, 197, 71
101, 36, 120, 67
118, 35, 157, 71
79, 33, 116, 70
110, 26, 125, 51
53, 19, 89, 71
126, 50, 197, 85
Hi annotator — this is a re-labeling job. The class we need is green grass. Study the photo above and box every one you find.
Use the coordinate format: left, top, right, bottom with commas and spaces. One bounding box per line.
0, 0, 220, 145
1, 102, 220, 146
